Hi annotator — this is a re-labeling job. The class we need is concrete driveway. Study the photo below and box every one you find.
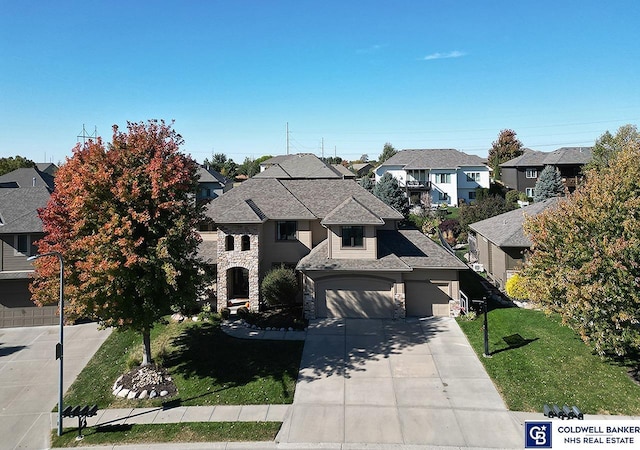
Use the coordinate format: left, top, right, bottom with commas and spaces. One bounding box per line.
277, 317, 524, 448
0, 323, 111, 449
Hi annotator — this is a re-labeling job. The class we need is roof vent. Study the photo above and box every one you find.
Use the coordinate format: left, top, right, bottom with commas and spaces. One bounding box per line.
32, 177, 36, 187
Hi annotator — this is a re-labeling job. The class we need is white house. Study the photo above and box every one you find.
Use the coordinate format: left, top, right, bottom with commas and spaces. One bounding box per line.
375, 149, 491, 206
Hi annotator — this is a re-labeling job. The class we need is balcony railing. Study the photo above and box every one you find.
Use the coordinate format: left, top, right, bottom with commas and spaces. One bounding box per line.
405, 180, 432, 190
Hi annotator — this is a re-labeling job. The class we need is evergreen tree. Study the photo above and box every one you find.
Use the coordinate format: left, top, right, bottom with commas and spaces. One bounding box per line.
488, 129, 524, 180
378, 142, 397, 164
358, 176, 374, 192
372, 173, 409, 217
533, 165, 565, 202
0, 155, 36, 176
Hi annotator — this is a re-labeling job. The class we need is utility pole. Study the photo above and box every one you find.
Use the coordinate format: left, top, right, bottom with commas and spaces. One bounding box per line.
286, 122, 290, 155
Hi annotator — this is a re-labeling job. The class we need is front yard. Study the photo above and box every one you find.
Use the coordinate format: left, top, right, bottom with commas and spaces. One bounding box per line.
63, 316, 304, 409
458, 307, 640, 415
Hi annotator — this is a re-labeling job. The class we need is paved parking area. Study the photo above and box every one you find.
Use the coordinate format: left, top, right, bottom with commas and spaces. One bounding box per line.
0, 323, 110, 449
277, 317, 523, 448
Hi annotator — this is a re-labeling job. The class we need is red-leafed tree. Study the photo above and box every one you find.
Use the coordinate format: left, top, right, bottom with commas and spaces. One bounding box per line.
31, 120, 203, 366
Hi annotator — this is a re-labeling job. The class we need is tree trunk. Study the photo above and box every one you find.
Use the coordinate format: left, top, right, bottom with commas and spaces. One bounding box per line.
141, 326, 152, 366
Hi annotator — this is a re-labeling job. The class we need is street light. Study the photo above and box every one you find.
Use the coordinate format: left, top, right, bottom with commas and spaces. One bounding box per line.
472, 296, 491, 358
28, 251, 64, 436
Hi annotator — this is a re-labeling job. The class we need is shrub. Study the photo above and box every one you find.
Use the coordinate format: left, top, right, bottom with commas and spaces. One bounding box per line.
438, 219, 461, 245
261, 265, 299, 307
220, 307, 230, 319
236, 306, 250, 319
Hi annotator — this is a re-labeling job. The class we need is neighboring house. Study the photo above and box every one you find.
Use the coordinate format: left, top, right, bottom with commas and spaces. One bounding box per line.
0, 166, 56, 191
331, 164, 356, 179
374, 149, 491, 207
196, 165, 231, 200
0, 167, 57, 327
500, 147, 592, 198
205, 174, 467, 319
256, 153, 347, 179
351, 163, 373, 177
467, 197, 560, 289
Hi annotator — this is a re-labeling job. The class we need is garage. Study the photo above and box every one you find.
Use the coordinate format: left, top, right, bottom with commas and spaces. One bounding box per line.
316, 276, 394, 319
0, 279, 58, 328
405, 280, 452, 317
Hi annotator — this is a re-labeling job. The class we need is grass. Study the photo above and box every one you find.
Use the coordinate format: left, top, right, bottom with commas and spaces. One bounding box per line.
457, 307, 640, 415
50, 422, 281, 447
63, 315, 304, 409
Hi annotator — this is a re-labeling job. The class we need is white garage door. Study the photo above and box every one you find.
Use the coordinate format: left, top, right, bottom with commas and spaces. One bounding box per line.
325, 289, 394, 319
405, 280, 451, 317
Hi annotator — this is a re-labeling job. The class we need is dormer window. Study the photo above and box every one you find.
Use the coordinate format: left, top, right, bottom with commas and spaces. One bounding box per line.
341, 226, 364, 248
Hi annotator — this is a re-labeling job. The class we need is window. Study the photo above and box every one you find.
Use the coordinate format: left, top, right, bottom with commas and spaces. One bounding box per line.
341, 226, 364, 248
525, 188, 535, 198
225, 235, 234, 251
241, 235, 250, 251
435, 173, 451, 184
276, 221, 297, 241
525, 168, 538, 179
468, 191, 476, 200
14, 234, 30, 256
438, 192, 449, 201
466, 172, 481, 182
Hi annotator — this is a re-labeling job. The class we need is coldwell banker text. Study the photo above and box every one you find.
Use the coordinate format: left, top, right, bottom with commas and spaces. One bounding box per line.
526, 420, 640, 449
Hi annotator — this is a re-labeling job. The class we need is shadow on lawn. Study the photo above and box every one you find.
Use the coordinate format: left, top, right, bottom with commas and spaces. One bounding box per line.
489, 333, 539, 356
161, 322, 302, 404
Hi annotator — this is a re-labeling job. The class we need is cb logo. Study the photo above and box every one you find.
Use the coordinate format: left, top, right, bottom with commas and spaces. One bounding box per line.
525, 422, 552, 448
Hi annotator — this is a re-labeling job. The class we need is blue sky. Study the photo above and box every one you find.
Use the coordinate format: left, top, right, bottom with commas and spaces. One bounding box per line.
1, 1, 639, 165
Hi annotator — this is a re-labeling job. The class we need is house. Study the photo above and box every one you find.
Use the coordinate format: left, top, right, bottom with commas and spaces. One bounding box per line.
196, 165, 231, 200
0, 167, 57, 327
374, 149, 491, 207
500, 147, 592, 198
351, 163, 373, 177
205, 169, 467, 319
331, 164, 356, 179
467, 197, 560, 289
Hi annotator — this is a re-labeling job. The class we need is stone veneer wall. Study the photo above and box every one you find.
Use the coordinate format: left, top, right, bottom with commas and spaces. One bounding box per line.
302, 275, 316, 319
216, 224, 260, 312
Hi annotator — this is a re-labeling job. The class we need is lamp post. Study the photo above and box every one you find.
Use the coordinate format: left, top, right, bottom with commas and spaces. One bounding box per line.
28, 252, 64, 436
472, 296, 491, 358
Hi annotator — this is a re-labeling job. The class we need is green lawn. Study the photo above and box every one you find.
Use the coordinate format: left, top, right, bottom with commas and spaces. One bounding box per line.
64, 316, 304, 409
458, 307, 640, 415
51, 422, 281, 447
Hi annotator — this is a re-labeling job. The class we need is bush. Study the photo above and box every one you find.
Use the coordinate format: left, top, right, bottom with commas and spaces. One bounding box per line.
236, 306, 250, 319
220, 307, 230, 319
261, 265, 299, 307
438, 219, 461, 245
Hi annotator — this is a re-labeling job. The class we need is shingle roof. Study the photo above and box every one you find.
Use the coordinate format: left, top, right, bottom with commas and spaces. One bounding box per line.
296, 228, 466, 272
0, 167, 55, 191
321, 197, 385, 226
331, 164, 356, 178
197, 166, 230, 184
205, 178, 403, 224
205, 178, 315, 223
0, 187, 51, 233
254, 154, 343, 179
296, 240, 411, 272
380, 149, 488, 170
500, 147, 592, 168
468, 198, 561, 247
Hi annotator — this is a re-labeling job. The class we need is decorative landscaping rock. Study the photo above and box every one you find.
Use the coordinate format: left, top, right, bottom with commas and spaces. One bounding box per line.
170, 313, 184, 322
117, 388, 130, 398
112, 364, 177, 400
159, 390, 168, 397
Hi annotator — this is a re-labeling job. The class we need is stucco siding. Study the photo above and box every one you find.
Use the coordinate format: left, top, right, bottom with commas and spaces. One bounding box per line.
329, 226, 377, 260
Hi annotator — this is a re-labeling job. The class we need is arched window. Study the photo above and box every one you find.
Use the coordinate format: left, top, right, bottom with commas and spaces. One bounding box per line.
225, 235, 234, 251
241, 235, 250, 251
